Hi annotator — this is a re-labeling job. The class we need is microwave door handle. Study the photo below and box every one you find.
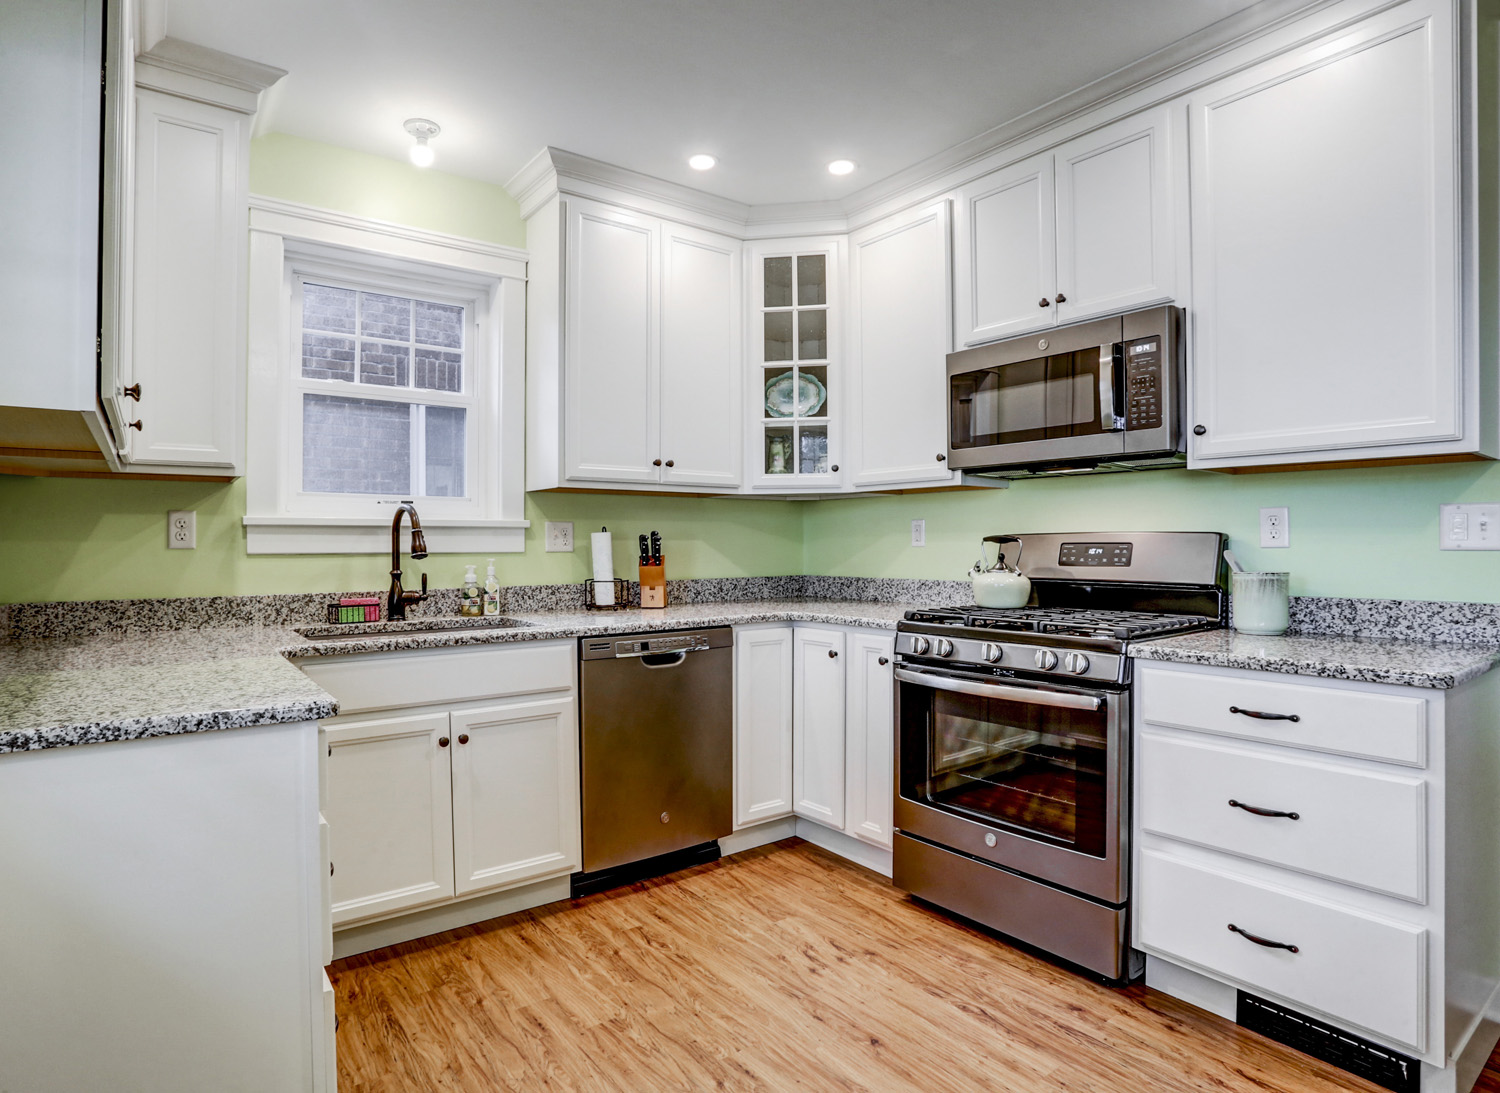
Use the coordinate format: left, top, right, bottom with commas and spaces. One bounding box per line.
894, 668, 1103, 711
1099, 344, 1124, 432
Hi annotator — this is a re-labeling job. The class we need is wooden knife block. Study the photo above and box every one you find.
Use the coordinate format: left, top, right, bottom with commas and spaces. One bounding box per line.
639, 560, 667, 609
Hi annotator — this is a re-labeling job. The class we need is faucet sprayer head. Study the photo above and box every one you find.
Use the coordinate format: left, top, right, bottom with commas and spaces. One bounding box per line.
409, 528, 428, 559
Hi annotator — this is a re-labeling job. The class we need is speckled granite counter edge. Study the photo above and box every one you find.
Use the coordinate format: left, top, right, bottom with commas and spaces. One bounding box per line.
0, 695, 340, 754
1129, 634, 1500, 689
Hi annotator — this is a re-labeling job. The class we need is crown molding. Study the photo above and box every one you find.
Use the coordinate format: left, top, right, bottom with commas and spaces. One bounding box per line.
138, 36, 287, 93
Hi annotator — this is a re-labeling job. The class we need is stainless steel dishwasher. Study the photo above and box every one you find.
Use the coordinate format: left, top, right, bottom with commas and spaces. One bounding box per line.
575, 627, 733, 895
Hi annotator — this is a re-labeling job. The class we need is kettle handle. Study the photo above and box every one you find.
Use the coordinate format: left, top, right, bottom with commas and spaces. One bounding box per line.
980, 535, 1024, 571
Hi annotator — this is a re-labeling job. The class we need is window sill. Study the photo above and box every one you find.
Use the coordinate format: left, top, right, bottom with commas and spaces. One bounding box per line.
243, 516, 529, 555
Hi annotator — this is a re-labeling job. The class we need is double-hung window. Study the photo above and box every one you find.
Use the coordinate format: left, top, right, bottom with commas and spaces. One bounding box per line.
245, 198, 528, 554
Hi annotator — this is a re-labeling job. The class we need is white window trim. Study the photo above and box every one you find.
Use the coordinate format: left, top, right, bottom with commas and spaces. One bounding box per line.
245, 196, 529, 554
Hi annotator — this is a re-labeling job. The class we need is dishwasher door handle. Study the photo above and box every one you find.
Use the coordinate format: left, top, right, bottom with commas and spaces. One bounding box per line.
639, 650, 689, 669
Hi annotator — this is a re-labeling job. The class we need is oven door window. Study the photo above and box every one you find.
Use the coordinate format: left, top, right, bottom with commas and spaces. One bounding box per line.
916, 686, 1108, 857
951, 351, 1104, 449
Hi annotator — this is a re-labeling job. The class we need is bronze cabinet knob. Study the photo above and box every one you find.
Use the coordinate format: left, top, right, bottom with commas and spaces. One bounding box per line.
1193, 425, 1207, 436
457, 734, 469, 745
830, 464, 839, 472
122, 383, 141, 400
878, 656, 889, 666
128, 420, 142, 430
828, 649, 838, 659
936, 454, 946, 462
1039, 297, 1050, 307
665, 460, 674, 467
1055, 292, 1066, 304
438, 736, 450, 748
652, 459, 662, 467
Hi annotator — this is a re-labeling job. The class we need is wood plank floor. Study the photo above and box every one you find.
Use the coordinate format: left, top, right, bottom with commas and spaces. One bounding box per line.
332, 838, 1500, 1092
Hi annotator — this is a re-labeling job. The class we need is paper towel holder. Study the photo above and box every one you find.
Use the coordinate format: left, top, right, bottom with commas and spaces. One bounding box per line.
583, 578, 630, 611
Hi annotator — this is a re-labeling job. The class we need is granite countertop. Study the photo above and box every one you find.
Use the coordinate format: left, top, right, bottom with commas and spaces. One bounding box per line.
0, 600, 907, 753
1129, 629, 1500, 689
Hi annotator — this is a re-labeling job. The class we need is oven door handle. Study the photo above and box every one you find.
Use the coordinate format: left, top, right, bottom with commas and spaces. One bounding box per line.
894, 668, 1104, 711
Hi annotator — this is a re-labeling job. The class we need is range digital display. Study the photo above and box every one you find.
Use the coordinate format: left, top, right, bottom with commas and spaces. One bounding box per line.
1058, 542, 1133, 567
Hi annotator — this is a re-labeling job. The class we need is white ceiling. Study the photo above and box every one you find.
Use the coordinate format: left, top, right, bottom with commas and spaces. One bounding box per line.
165, 0, 1272, 207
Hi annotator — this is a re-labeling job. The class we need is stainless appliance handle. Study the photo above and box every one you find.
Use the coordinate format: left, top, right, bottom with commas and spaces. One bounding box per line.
1099, 343, 1123, 431
895, 668, 1103, 711
639, 650, 689, 669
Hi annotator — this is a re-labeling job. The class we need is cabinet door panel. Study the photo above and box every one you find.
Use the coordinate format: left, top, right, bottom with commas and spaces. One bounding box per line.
954, 155, 1055, 346
325, 712, 454, 925
129, 88, 244, 468
794, 627, 847, 828
1189, 12, 1458, 462
660, 225, 742, 486
734, 627, 795, 826
849, 202, 956, 487
565, 200, 659, 482
1055, 106, 1177, 324
450, 697, 580, 896
845, 632, 896, 848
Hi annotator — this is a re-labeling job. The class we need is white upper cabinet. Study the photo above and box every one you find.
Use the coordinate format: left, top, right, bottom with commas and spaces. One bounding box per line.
1188, 1, 1467, 467
847, 201, 959, 488
954, 105, 1180, 348
564, 199, 659, 483
659, 223, 743, 487
532, 193, 743, 491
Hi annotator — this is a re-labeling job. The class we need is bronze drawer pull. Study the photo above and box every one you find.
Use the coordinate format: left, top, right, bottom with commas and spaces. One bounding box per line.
1229, 705, 1300, 723
1229, 799, 1300, 821
1228, 923, 1299, 953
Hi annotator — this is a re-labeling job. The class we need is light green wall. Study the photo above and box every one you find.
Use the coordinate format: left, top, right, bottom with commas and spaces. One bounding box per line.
248, 133, 527, 249
802, 462, 1500, 604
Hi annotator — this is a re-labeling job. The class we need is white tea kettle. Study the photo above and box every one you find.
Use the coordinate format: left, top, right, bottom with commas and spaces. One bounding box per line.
970, 535, 1031, 608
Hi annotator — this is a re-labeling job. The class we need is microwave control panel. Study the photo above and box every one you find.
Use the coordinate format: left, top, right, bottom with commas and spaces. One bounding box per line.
1124, 338, 1162, 430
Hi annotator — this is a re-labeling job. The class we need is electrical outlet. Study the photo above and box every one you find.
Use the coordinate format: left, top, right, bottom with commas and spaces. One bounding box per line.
911, 519, 926, 547
167, 510, 195, 549
1440, 503, 1500, 549
1259, 506, 1289, 548
545, 521, 574, 552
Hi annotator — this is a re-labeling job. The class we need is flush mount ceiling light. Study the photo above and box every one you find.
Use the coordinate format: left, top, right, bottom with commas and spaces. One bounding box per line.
688, 153, 717, 171
827, 159, 856, 176
404, 118, 440, 168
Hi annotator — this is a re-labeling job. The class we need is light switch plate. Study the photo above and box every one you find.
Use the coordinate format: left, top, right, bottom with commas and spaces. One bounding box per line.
911, 519, 926, 547
167, 510, 195, 549
1259, 507, 1289, 548
1440, 503, 1500, 550
545, 521, 574, 552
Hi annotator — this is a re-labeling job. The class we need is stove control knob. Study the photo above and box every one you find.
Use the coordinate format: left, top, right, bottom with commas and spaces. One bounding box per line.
934, 638, 954, 658
1064, 652, 1091, 675
910, 636, 932, 656
981, 643, 1003, 663
1034, 649, 1059, 671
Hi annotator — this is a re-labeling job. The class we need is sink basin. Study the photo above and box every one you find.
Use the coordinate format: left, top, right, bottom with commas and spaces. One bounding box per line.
295, 617, 533, 642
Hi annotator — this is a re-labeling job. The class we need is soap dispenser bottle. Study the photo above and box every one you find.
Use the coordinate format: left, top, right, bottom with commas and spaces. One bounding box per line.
483, 559, 500, 616
461, 564, 482, 617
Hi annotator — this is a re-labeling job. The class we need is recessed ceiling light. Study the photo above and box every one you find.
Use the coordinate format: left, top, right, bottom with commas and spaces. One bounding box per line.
688, 153, 717, 171
827, 159, 856, 176
404, 118, 440, 168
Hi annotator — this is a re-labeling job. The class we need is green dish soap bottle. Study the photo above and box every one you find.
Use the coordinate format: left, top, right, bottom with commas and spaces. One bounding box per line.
483, 559, 501, 616
461, 564, 482, 617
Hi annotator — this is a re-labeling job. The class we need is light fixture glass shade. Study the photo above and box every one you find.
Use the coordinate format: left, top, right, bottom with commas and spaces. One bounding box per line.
403, 118, 441, 169
827, 159, 856, 176
688, 153, 716, 170
409, 141, 435, 168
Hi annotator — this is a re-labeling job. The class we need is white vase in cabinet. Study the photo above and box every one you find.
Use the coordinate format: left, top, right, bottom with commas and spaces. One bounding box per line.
844, 631, 896, 848
954, 104, 1180, 348
1186, 0, 1477, 468
793, 627, 847, 827
847, 201, 959, 488
450, 697, 579, 896
733, 626, 795, 827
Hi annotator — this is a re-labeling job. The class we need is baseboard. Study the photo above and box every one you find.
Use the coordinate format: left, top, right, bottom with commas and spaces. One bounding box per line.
795, 818, 893, 877
332, 875, 572, 959
721, 816, 799, 856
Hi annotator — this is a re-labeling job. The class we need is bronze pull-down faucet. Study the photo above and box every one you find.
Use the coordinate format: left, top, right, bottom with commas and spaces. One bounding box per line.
388, 501, 429, 621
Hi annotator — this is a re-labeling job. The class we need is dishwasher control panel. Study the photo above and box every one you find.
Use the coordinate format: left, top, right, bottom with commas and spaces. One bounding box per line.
581, 629, 726, 660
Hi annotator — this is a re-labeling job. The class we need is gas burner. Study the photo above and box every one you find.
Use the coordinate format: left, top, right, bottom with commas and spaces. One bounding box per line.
907, 606, 1216, 642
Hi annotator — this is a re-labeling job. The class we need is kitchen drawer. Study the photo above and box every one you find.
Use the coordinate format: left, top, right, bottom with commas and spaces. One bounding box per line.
1139, 665, 1427, 766
297, 641, 575, 715
1138, 849, 1427, 1050
1140, 732, 1426, 901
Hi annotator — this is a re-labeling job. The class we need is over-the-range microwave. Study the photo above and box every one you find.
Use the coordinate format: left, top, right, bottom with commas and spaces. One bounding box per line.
947, 304, 1184, 477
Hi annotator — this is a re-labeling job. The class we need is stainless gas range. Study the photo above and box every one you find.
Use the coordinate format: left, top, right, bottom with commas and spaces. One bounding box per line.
892, 531, 1227, 982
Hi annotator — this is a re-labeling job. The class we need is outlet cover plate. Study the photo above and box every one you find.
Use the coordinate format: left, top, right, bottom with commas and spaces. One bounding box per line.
168, 510, 195, 549
1259, 507, 1289, 548
911, 519, 926, 547
545, 521, 574, 552
1440, 503, 1500, 550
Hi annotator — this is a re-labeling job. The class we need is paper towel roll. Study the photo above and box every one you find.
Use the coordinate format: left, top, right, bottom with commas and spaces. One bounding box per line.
591, 529, 615, 605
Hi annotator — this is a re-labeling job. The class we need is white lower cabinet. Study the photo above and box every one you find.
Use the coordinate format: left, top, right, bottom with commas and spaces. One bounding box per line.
736, 624, 895, 851
1134, 660, 1500, 1080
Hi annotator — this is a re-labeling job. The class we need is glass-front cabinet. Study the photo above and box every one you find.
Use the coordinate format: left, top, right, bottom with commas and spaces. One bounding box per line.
749, 238, 843, 489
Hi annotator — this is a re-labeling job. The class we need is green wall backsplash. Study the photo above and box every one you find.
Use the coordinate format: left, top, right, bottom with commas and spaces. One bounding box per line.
802, 462, 1500, 604
0, 477, 805, 603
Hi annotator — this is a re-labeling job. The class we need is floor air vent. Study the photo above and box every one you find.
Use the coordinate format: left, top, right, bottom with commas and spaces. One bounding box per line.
1236, 992, 1419, 1093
